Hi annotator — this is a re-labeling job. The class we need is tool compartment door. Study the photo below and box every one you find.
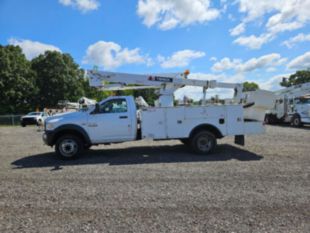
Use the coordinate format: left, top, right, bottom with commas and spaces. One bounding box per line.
225, 105, 245, 135
166, 107, 185, 138
140, 108, 167, 139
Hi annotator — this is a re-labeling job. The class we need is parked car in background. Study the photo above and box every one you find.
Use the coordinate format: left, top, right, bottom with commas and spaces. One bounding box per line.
20, 112, 48, 127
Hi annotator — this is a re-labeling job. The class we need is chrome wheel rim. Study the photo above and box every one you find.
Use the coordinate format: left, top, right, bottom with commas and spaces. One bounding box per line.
59, 139, 78, 157
294, 118, 299, 126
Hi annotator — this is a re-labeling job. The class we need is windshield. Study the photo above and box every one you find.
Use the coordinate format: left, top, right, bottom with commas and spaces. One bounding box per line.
27, 112, 41, 116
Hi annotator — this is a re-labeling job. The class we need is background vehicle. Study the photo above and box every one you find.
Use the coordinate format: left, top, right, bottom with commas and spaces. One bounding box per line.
245, 82, 310, 127
20, 112, 48, 127
43, 70, 265, 159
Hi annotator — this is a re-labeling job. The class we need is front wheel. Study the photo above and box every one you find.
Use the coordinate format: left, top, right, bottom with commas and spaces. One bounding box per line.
291, 115, 302, 127
55, 135, 83, 160
190, 130, 216, 155
264, 114, 271, 124
265, 114, 276, 124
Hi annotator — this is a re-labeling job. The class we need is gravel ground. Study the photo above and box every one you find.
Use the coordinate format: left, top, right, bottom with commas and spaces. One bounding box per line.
0, 125, 309, 233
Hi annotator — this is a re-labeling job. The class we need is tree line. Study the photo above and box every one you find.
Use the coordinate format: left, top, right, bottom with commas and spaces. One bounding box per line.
0, 45, 157, 114
242, 69, 310, 92
0, 44, 309, 114
0, 45, 86, 114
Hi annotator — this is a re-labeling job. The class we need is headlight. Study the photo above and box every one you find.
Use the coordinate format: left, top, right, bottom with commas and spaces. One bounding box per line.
46, 123, 54, 130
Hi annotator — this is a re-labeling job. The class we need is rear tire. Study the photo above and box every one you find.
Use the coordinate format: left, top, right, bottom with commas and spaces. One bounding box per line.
55, 134, 83, 160
190, 130, 216, 155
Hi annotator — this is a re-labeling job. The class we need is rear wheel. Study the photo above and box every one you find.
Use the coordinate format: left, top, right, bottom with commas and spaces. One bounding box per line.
55, 134, 83, 160
190, 130, 216, 155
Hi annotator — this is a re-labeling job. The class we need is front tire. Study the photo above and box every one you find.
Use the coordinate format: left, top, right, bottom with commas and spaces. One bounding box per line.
265, 114, 276, 124
291, 115, 302, 127
190, 130, 216, 155
55, 134, 83, 160
264, 114, 271, 124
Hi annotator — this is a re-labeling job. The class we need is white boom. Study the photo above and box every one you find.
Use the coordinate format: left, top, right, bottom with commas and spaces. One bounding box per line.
87, 70, 244, 107
275, 82, 310, 98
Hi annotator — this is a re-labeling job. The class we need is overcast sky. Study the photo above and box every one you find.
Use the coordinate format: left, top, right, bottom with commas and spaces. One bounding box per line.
1, 0, 310, 99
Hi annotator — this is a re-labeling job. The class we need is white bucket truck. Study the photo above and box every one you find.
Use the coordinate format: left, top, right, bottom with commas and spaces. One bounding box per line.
264, 82, 310, 127
43, 70, 264, 159
244, 82, 310, 127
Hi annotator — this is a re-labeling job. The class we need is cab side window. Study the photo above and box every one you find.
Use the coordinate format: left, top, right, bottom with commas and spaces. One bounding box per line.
99, 99, 127, 113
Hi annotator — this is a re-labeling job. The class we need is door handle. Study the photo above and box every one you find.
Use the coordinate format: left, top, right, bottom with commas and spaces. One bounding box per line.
119, 116, 128, 119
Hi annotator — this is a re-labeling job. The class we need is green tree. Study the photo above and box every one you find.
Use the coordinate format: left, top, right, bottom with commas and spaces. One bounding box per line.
81, 78, 112, 101
243, 81, 259, 92
280, 69, 310, 87
31, 51, 85, 108
0, 45, 37, 114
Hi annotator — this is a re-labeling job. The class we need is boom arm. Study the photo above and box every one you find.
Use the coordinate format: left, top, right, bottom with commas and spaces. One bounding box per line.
275, 82, 310, 98
87, 70, 244, 107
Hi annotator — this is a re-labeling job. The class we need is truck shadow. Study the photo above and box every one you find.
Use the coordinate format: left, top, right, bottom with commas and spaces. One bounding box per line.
12, 144, 263, 170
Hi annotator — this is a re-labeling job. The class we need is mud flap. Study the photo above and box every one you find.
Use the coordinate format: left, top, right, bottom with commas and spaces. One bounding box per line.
235, 135, 245, 146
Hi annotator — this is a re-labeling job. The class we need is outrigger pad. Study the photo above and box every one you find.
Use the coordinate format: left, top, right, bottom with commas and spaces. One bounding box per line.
235, 135, 245, 146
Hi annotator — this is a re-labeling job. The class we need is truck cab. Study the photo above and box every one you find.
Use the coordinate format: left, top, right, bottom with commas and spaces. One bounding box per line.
86, 96, 137, 143
292, 96, 310, 125
43, 96, 138, 158
264, 95, 310, 126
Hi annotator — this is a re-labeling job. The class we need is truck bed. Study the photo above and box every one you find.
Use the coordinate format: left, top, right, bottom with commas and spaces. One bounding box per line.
139, 105, 264, 140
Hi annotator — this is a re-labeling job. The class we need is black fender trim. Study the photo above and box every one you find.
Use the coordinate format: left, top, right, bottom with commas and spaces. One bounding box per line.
189, 124, 224, 139
45, 124, 91, 146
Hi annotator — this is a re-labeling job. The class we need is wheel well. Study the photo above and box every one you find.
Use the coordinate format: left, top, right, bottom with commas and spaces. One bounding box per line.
189, 124, 223, 139
53, 129, 87, 145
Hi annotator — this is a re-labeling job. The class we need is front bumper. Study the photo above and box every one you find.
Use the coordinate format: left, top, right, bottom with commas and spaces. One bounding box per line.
21, 118, 38, 125
42, 130, 55, 146
301, 117, 310, 124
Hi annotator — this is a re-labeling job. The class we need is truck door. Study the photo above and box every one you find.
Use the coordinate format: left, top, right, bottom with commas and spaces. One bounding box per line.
87, 98, 135, 143
275, 98, 285, 118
